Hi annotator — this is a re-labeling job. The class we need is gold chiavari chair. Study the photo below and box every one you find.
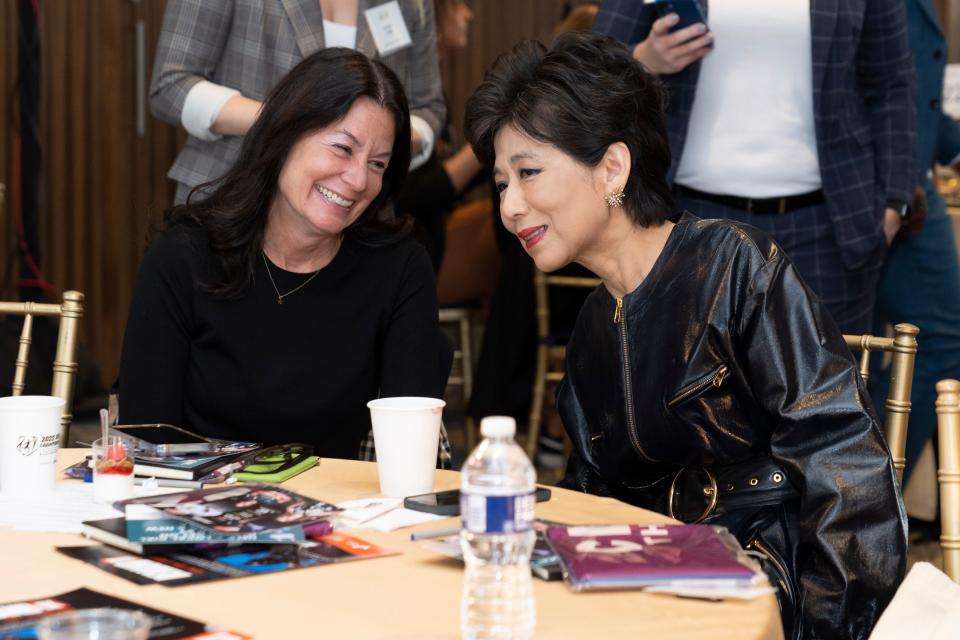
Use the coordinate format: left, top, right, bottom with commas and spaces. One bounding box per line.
438, 306, 478, 450
0, 291, 85, 446
843, 323, 919, 485
527, 269, 602, 459
935, 379, 960, 583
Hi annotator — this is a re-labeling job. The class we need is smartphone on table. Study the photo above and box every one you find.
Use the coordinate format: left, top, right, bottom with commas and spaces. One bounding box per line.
404, 486, 552, 516
650, 0, 708, 33
109, 424, 215, 457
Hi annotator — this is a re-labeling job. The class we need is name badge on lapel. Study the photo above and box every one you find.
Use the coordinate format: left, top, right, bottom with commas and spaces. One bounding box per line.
364, 1, 413, 56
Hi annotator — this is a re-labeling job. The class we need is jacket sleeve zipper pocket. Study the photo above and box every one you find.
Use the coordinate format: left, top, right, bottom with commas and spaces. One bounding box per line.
666, 364, 729, 408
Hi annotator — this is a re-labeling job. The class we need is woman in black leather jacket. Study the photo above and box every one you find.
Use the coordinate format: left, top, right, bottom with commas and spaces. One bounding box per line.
464, 32, 907, 640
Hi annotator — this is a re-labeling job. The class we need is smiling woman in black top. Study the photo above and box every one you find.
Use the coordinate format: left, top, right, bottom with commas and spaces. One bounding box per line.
119, 48, 449, 458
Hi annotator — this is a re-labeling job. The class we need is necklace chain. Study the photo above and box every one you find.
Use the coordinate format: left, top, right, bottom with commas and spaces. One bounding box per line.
261, 252, 322, 305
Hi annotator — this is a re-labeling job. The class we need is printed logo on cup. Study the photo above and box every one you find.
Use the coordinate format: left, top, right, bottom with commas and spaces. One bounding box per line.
17, 435, 40, 456
17, 433, 57, 457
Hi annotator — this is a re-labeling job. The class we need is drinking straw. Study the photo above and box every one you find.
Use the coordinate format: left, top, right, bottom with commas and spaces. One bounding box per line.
99, 408, 109, 445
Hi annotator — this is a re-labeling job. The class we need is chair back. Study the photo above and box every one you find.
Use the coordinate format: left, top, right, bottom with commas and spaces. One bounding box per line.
438, 306, 478, 450
0, 291, 84, 446
528, 270, 602, 459
935, 379, 960, 583
844, 323, 919, 484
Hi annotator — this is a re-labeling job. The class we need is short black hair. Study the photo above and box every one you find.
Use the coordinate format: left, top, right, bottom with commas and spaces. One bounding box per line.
465, 31, 674, 227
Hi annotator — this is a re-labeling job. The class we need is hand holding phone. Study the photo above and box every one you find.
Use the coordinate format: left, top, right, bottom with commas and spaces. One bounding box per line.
634, 1, 712, 76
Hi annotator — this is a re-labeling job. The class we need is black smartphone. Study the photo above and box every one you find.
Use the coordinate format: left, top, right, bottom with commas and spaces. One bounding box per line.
110, 424, 215, 456
404, 487, 552, 516
654, 0, 708, 33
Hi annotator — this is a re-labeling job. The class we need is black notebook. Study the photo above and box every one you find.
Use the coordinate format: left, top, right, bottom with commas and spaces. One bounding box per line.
132, 452, 244, 480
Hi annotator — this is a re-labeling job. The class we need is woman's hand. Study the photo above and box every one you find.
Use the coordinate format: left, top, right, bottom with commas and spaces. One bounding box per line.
632, 13, 713, 76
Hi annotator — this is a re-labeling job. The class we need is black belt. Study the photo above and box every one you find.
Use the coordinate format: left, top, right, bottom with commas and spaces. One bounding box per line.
675, 185, 825, 214
667, 456, 799, 523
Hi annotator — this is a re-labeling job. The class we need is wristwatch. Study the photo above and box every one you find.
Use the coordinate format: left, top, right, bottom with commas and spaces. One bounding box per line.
886, 199, 912, 221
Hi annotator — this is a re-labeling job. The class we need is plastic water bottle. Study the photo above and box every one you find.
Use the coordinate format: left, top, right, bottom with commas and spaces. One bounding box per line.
460, 416, 537, 640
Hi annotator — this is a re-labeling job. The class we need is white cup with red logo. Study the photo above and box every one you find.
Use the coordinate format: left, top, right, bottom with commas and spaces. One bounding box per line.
0, 395, 65, 495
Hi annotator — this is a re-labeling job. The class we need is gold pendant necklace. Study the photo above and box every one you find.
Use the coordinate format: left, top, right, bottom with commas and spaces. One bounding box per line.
262, 252, 322, 305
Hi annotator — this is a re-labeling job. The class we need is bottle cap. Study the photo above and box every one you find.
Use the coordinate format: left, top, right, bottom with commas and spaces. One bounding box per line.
480, 416, 516, 438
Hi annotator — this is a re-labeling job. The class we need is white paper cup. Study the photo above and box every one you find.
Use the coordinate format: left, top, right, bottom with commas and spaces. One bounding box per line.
0, 395, 65, 495
367, 396, 445, 497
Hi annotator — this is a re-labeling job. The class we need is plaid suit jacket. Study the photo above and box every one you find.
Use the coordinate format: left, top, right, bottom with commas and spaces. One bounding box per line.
595, 0, 917, 269
150, 0, 445, 196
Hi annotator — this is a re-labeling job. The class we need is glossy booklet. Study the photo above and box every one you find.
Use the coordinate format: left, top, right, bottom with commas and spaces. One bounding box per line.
81, 515, 334, 553
117, 483, 340, 536
58, 532, 399, 587
0, 587, 250, 638
546, 524, 768, 596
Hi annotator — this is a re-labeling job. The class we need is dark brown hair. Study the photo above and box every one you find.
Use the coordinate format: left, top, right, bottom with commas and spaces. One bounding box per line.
465, 31, 674, 227
167, 47, 411, 297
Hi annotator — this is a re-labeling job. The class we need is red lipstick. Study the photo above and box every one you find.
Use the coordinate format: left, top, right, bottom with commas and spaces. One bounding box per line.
517, 225, 547, 250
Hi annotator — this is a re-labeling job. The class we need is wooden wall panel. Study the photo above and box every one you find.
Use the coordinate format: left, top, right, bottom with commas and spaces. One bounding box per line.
1, 0, 181, 388
945, 0, 960, 63
0, 2, 17, 298
442, 0, 572, 134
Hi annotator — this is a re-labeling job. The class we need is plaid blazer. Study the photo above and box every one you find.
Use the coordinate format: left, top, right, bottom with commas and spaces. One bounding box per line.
595, 0, 917, 269
150, 0, 445, 196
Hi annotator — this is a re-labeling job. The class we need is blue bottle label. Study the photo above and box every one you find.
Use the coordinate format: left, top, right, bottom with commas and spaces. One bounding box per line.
461, 492, 535, 534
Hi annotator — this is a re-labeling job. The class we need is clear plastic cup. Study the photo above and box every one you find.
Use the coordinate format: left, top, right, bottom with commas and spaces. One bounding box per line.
92, 436, 135, 503
35, 608, 151, 640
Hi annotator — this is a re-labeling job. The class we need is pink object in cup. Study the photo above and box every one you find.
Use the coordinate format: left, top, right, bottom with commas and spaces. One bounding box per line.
92, 436, 135, 503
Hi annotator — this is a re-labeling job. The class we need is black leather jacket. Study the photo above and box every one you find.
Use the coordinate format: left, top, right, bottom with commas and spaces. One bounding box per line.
557, 214, 907, 640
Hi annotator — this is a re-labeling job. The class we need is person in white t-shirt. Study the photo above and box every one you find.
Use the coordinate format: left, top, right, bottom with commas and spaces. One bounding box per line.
595, 0, 917, 336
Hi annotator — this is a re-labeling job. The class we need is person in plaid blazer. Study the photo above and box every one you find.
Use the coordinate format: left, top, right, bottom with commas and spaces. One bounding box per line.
150, 0, 446, 205
595, 0, 917, 335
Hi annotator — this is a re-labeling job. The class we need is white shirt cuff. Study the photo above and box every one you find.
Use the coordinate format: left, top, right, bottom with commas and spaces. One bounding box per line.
949, 151, 960, 167
409, 115, 435, 170
181, 80, 241, 141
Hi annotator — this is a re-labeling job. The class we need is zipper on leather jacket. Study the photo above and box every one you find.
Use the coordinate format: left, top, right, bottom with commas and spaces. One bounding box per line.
666, 364, 729, 408
614, 297, 650, 461
746, 537, 795, 609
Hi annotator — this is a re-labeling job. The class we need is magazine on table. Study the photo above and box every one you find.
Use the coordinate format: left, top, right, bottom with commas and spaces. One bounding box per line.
58, 532, 399, 587
116, 483, 340, 536
81, 516, 334, 554
0, 587, 250, 639
545, 523, 773, 599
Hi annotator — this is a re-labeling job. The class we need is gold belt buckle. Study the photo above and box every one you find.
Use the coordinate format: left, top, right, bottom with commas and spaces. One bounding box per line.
667, 466, 719, 523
